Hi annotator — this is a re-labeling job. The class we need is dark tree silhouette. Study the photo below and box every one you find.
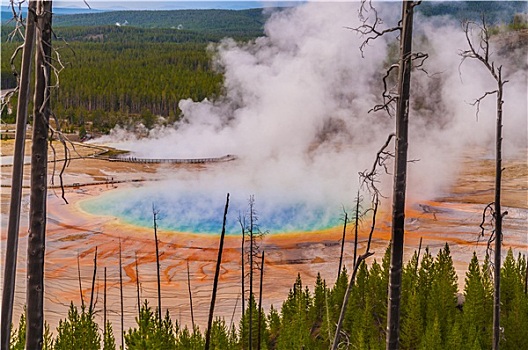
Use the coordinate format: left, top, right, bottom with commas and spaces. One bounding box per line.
1, 2, 37, 347
89, 247, 98, 315
152, 204, 162, 324
257, 251, 265, 350
460, 17, 508, 350
204, 193, 230, 350
26, 2, 53, 348
351, 1, 423, 347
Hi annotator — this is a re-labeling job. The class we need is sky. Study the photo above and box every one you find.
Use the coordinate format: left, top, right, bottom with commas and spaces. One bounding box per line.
52, 0, 306, 11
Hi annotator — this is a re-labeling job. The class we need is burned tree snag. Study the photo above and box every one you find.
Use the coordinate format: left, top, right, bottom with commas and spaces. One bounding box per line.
187, 260, 195, 330
239, 215, 246, 349
1, 2, 37, 347
89, 247, 98, 315
386, 2, 416, 349
104, 267, 107, 342
353, 192, 361, 267
26, 2, 53, 348
135, 252, 141, 315
337, 211, 348, 279
77, 252, 84, 308
153, 205, 162, 324
204, 193, 230, 350
257, 251, 265, 350
249, 196, 255, 350
119, 239, 124, 350
460, 17, 508, 350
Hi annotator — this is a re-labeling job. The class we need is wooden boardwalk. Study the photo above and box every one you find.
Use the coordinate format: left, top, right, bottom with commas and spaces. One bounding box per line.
108, 154, 237, 164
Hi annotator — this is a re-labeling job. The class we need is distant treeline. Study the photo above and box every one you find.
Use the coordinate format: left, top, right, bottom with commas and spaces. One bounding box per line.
52, 8, 268, 36
50, 2, 527, 29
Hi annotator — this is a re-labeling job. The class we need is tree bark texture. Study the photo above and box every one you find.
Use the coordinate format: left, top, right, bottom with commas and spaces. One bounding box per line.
492, 69, 504, 350
1, 1, 37, 348
257, 252, 265, 350
386, 2, 414, 349
204, 193, 230, 350
26, 2, 52, 349
153, 209, 162, 323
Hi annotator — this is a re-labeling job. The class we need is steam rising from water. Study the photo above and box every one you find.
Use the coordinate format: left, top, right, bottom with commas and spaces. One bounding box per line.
91, 2, 527, 230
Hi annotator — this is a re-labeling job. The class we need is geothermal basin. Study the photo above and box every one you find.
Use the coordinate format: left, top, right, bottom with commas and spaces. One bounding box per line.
1, 139, 527, 335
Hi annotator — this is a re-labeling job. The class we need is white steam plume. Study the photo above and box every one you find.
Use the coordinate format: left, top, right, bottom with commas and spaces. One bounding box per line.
95, 2, 527, 212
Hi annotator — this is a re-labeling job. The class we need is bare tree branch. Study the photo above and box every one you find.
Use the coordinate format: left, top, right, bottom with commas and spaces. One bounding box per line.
359, 132, 395, 196
460, 15, 508, 350
348, 0, 402, 57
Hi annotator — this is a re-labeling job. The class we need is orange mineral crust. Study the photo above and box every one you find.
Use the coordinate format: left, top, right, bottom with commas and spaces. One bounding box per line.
1, 140, 526, 332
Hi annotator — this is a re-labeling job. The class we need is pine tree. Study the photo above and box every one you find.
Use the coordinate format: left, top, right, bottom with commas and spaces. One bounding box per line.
462, 252, 492, 348
54, 303, 101, 350
417, 248, 435, 324
103, 321, 116, 350
239, 294, 267, 349
400, 291, 422, 350
308, 273, 328, 345
42, 322, 54, 350
125, 301, 176, 349
427, 244, 458, 343
365, 259, 387, 345
9, 311, 25, 350
419, 316, 442, 350
276, 275, 313, 349
176, 326, 204, 350
209, 318, 235, 350
445, 316, 463, 350
501, 250, 528, 349
267, 306, 281, 350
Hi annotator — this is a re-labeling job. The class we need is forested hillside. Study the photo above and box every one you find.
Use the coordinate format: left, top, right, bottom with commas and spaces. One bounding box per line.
0, 8, 270, 131
1, 40, 222, 131
52, 8, 268, 36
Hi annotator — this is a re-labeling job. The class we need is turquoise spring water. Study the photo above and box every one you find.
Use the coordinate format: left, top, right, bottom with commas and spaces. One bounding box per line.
80, 187, 343, 235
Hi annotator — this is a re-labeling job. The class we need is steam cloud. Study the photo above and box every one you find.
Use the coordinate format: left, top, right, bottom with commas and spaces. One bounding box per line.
94, 2, 527, 226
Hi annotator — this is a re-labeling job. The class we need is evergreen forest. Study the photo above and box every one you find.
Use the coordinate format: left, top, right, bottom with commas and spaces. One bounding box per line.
9, 245, 528, 349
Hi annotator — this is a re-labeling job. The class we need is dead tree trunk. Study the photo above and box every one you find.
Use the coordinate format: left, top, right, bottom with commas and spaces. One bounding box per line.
492, 72, 504, 350
331, 253, 374, 350
239, 217, 246, 349
353, 192, 361, 267
386, 2, 415, 349
257, 251, 265, 350
460, 18, 508, 350
249, 196, 255, 350
26, 3, 52, 347
104, 267, 107, 342
204, 193, 230, 350
119, 239, 124, 350
332, 197, 377, 350
89, 247, 98, 315
187, 260, 195, 330
135, 251, 141, 316
337, 212, 348, 278
153, 206, 162, 324
77, 252, 84, 308
1, 2, 37, 347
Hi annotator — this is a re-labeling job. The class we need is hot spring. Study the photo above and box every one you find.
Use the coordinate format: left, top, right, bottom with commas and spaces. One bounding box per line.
79, 185, 345, 235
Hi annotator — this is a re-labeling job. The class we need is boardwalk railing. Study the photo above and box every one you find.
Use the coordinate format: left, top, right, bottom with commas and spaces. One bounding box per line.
108, 154, 237, 164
